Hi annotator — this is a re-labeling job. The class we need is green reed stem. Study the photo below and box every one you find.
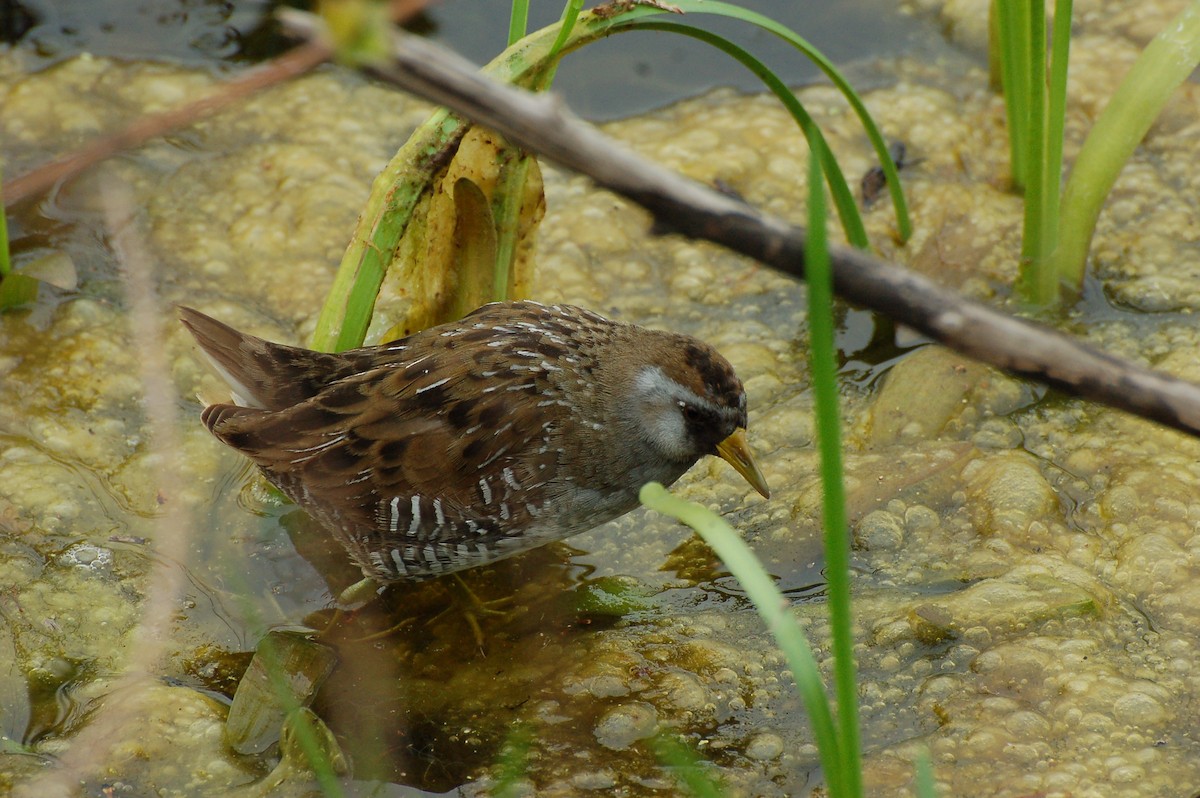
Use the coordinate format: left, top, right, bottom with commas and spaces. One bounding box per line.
492, 0, 582, 303
995, 0, 1031, 189
995, 0, 1072, 306
1017, 0, 1055, 304
1054, 0, 1200, 287
807, 141, 862, 798
508, 0, 530, 45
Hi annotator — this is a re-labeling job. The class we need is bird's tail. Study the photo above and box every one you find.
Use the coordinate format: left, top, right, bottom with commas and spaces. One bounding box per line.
178, 306, 361, 411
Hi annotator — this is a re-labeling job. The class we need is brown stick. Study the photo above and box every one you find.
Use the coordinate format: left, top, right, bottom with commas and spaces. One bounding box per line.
2, 43, 329, 206
1, 0, 429, 207
277, 8, 1200, 438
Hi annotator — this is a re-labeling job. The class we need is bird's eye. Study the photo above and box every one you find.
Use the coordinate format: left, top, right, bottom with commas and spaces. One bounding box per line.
680, 402, 703, 424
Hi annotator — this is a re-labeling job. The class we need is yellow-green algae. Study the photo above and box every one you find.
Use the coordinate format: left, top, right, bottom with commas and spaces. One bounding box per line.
3, 0, 1200, 794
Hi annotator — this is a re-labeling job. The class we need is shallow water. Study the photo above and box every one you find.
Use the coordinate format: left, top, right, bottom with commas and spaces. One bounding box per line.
4, 0, 1200, 796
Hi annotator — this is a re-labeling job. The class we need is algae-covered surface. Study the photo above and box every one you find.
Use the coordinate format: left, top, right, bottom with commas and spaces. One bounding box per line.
4, 0, 1200, 795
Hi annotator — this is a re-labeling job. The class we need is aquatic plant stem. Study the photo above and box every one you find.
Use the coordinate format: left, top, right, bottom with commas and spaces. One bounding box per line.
807, 144, 862, 797
491, 3, 581, 303
1040, 0, 1072, 291
1017, 0, 1054, 305
996, 0, 1072, 306
995, 0, 1031, 189
1055, 0, 1200, 287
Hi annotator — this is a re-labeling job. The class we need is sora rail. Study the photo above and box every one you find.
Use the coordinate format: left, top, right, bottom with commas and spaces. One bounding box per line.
180, 300, 769, 582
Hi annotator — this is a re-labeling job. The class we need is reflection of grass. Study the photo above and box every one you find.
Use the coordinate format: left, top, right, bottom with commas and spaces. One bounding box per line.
1054, 1, 1200, 287
491, 724, 534, 798
915, 747, 937, 797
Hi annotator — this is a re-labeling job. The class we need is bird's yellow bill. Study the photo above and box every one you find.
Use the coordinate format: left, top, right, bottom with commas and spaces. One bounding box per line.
715, 428, 770, 499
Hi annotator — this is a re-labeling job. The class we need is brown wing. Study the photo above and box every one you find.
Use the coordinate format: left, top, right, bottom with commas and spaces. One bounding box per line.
202, 318, 573, 578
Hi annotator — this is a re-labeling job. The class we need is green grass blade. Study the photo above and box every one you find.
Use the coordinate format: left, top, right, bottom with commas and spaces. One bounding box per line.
309, 108, 470, 351
0, 170, 42, 310
508, 0, 530, 46
635, 20, 867, 249
281, 708, 348, 797
1013, 0, 1032, 185
491, 154, 534, 302
807, 143, 862, 798
0, 272, 38, 309
1054, 0, 1200, 286
549, 0, 584, 65
1017, 0, 1058, 305
493, 2, 583, 304
1040, 0, 1072, 288
665, 0, 911, 242
639, 482, 847, 796
995, 0, 1032, 189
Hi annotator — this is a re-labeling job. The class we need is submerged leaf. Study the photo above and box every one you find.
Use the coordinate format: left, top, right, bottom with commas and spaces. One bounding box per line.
224, 630, 338, 756
251, 708, 348, 797
278, 707, 347, 776
0, 250, 78, 310
572, 576, 657, 617
20, 251, 77, 290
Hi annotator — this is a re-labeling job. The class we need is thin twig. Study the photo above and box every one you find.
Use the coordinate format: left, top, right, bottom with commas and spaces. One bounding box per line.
278, 7, 1200, 439
2, 43, 328, 206
1, 0, 429, 207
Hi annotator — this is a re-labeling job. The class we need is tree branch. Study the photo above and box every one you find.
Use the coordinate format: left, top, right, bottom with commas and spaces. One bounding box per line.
2, 0, 430, 208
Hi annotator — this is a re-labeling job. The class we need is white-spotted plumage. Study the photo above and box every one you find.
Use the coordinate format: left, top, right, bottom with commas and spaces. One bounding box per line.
180, 300, 768, 581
